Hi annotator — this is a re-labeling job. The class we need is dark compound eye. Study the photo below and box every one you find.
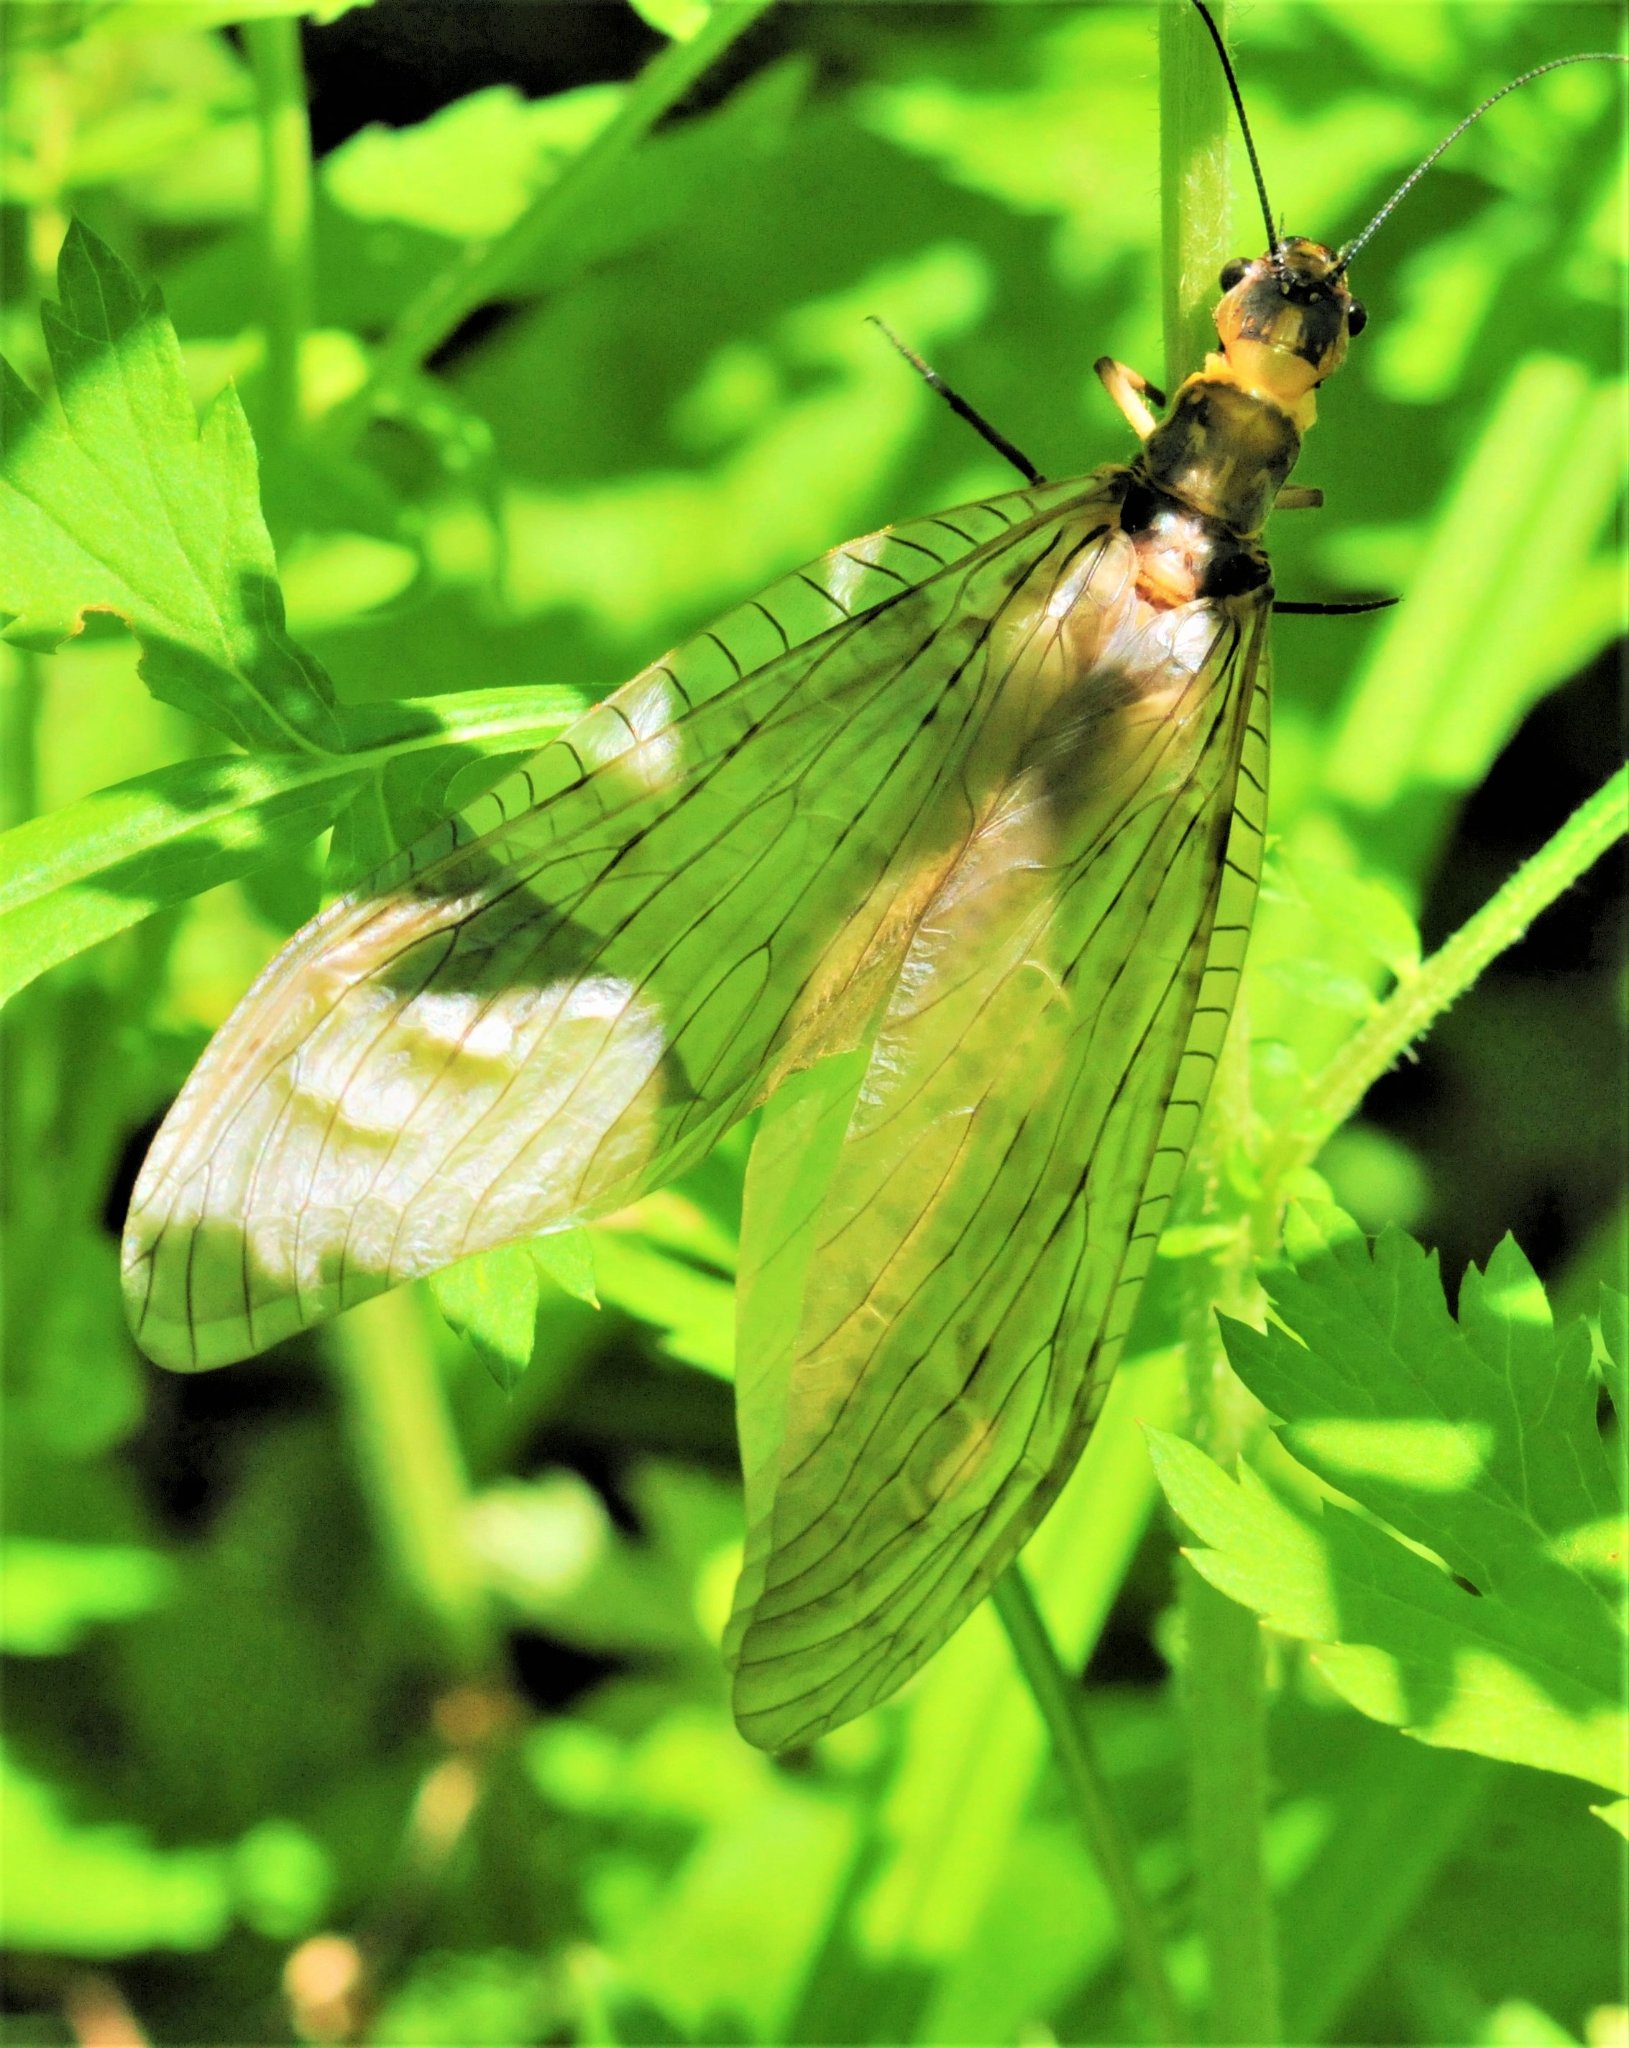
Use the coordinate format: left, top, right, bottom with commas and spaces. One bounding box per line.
1346, 298, 1368, 336
1219, 257, 1251, 292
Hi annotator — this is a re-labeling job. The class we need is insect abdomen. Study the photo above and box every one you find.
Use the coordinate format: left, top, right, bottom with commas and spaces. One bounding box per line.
1115, 474, 1271, 612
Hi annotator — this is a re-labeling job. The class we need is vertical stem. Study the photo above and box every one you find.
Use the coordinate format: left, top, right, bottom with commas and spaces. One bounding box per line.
330, 1290, 495, 1676
992, 1568, 1185, 2045
1, 650, 43, 832
243, 15, 315, 448
24, 56, 74, 307
1159, 0, 1232, 388
1180, 1561, 1279, 2042
1179, 1240, 1280, 2048
1160, 6, 1283, 2043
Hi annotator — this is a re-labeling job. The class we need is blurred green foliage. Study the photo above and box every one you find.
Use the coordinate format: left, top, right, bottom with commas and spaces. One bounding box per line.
0, 1, 1624, 2042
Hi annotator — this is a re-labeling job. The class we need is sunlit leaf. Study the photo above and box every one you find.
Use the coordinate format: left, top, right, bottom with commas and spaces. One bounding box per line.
628, 0, 712, 42
0, 1742, 231, 1955
429, 1243, 541, 1391
0, 223, 342, 753
595, 1235, 733, 1380
0, 687, 585, 1002
1150, 1204, 1627, 1807
0, 1539, 174, 1653
323, 84, 624, 241
532, 1227, 599, 1309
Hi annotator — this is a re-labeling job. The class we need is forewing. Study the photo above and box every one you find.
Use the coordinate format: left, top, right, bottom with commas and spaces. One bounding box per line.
726, 555, 1271, 1749
122, 478, 1110, 1369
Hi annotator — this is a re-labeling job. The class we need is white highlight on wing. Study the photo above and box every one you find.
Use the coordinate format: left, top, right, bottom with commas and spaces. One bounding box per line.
126, 896, 668, 1369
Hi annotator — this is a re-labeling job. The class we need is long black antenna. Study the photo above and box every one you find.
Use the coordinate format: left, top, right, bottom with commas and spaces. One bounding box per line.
1335, 51, 1628, 276
865, 317, 1042, 485
1187, 0, 1280, 260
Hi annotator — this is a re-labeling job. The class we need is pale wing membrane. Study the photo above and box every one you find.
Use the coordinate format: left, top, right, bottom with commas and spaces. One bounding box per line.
727, 541, 1270, 1749
122, 478, 1110, 1369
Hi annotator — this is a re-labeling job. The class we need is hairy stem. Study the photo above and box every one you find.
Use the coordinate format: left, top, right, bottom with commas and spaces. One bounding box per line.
1265, 761, 1629, 1200
1161, 5, 1284, 2042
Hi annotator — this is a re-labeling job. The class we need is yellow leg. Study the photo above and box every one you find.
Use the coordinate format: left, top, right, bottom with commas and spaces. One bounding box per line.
1094, 357, 1165, 441
1274, 485, 1324, 511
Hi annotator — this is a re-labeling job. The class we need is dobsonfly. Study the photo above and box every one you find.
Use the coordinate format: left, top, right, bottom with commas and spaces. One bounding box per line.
120, 3, 1627, 1750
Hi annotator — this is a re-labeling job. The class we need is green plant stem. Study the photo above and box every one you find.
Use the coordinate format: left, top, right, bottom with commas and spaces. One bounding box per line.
1264, 759, 1629, 1200
243, 16, 315, 449
327, 0, 774, 451
24, 58, 73, 312
1, 651, 43, 833
330, 1289, 495, 1675
1180, 1565, 1279, 2038
1160, 7, 1283, 2042
1177, 1231, 1281, 2048
991, 1566, 1186, 2045
1175, 1187, 1282, 2047
1160, 0, 1232, 387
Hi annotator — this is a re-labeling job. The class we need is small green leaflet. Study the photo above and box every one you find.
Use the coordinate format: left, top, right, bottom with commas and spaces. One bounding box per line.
0, 227, 588, 1001
626, 0, 712, 42
1149, 1202, 1626, 1825
430, 1242, 557, 1393
1, 222, 340, 756
431, 1212, 740, 1393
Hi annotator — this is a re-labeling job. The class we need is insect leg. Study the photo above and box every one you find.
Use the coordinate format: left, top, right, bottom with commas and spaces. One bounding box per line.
867, 316, 1044, 484
1274, 595, 1400, 615
1093, 357, 1167, 440
1274, 485, 1323, 510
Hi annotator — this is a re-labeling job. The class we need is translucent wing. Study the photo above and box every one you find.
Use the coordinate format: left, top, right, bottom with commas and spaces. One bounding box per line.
725, 563, 1270, 1748
122, 477, 1109, 1370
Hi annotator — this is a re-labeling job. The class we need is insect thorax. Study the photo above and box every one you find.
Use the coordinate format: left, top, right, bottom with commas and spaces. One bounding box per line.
1138, 376, 1301, 542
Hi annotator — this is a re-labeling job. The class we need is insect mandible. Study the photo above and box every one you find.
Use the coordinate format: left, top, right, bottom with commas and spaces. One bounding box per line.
121, 2, 1627, 1750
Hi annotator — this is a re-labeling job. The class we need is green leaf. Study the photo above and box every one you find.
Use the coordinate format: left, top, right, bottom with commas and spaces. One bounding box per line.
594, 1233, 734, 1380
0, 753, 350, 1001
0, 1539, 174, 1653
1152, 1204, 1626, 1805
0, 1741, 231, 1955
430, 1228, 600, 1389
371, 1950, 557, 2048
22, 0, 374, 39
1591, 1797, 1629, 1839
1269, 848, 1421, 981
0, 685, 584, 1002
471, 1462, 735, 1658
228, 1820, 333, 1941
1260, 955, 1380, 1019
627, 0, 712, 40
531, 1228, 599, 1309
1325, 357, 1629, 816
429, 1243, 542, 1393
323, 83, 624, 241
1273, 1730, 1490, 2046
0, 220, 341, 754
